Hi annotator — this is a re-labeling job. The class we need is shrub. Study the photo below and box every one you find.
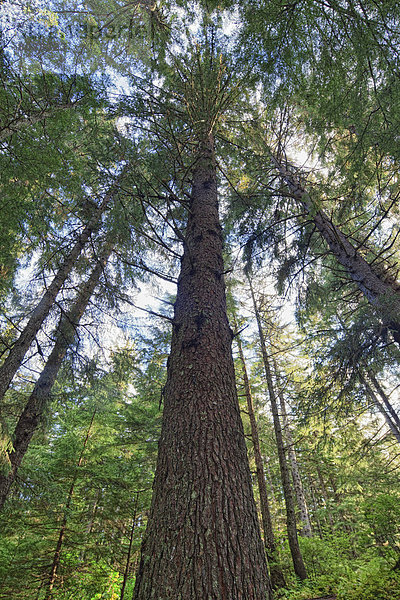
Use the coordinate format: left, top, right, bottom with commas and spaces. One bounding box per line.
337, 557, 400, 600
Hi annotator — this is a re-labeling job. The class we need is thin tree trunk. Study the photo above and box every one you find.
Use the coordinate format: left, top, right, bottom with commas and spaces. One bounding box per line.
368, 372, 400, 431
359, 372, 400, 444
45, 410, 96, 600
133, 135, 271, 600
316, 464, 334, 530
80, 489, 101, 562
265, 461, 278, 505
236, 332, 286, 589
0, 198, 112, 406
248, 276, 307, 581
0, 244, 112, 509
309, 478, 324, 538
269, 154, 400, 344
274, 365, 312, 538
120, 493, 140, 600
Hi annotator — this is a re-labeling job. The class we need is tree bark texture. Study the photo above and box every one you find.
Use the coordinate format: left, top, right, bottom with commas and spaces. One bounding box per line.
236, 333, 286, 589
274, 367, 312, 538
45, 410, 96, 600
270, 154, 400, 344
133, 137, 271, 600
0, 244, 112, 509
0, 197, 111, 406
248, 278, 308, 581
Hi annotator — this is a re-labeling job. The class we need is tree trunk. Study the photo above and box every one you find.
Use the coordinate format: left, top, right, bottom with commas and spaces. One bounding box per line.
120, 493, 140, 600
265, 462, 278, 505
0, 198, 112, 407
315, 464, 334, 530
309, 478, 324, 538
274, 365, 312, 538
80, 488, 101, 562
0, 244, 112, 509
269, 154, 400, 344
359, 372, 400, 444
368, 372, 400, 431
44, 410, 96, 600
248, 277, 307, 581
236, 332, 286, 589
133, 135, 271, 600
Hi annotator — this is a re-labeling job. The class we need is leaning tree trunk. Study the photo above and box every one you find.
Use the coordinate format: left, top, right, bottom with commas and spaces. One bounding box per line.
0, 243, 112, 509
248, 277, 307, 581
133, 135, 271, 600
359, 372, 400, 444
0, 196, 112, 406
45, 410, 96, 600
269, 154, 400, 344
274, 365, 312, 538
368, 372, 400, 431
236, 332, 286, 590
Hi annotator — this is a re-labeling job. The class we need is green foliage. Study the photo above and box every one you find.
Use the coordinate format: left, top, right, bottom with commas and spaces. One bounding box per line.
0, 344, 160, 599
337, 558, 400, 600
275, 541, 400, 600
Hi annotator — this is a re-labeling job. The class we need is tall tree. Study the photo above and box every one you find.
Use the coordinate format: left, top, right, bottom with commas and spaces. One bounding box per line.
269, 152, 400, 345
0, 241, 113, 509
0, 193, 112, 408
248, 274, 307, 580
132, 44, 271, 599
368, 372, 400, 432
358, 371, 400, 445
120, 491, 140, 600
235, 328, 286, 589
274, 365, 312, 538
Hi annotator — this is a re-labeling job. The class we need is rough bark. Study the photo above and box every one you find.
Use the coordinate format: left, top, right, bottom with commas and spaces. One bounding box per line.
274, 366, 312, 538
248, 277, 307, 581
236, 333, 286, 589
0, 198, 112, 406
133, 136, 271, 600
45, 411, 96, 600
0, 244, 112, 509
269, 154, 400, 344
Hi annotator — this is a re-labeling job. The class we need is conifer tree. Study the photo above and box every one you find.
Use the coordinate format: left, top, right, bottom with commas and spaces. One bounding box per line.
248, 274, 307, 581
132, 41, 271, 600
0, 241, 113, 508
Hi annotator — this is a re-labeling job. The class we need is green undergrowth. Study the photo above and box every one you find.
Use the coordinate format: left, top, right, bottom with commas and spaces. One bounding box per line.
275, 536, 400, 600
